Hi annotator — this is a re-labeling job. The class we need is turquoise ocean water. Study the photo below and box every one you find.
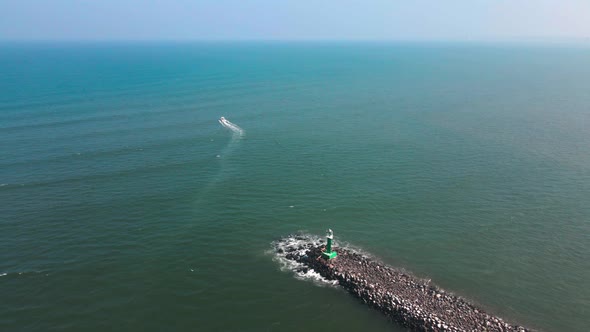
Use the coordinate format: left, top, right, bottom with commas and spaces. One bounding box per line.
1, 42, 589, 331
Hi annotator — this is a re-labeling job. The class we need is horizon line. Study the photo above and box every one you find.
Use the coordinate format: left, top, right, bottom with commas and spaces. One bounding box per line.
1, 36, 590, 44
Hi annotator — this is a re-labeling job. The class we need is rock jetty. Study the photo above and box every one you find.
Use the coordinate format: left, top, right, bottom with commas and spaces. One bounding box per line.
280, 238, 533, 332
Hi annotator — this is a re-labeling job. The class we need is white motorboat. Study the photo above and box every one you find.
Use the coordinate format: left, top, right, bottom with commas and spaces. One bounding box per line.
219, 116, 231, 126
218, 116, 244, 136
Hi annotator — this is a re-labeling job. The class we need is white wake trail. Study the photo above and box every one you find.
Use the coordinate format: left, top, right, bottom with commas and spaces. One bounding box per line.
219, 117, 245, 138
193, 117, 245, 207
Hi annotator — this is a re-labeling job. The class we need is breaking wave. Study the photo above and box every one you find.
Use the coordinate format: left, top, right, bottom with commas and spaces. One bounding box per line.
270, 233, 338, 286
270, 233, 382, 286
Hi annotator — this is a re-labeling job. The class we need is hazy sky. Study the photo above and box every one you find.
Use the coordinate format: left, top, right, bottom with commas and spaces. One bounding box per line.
1, 0, 589, 41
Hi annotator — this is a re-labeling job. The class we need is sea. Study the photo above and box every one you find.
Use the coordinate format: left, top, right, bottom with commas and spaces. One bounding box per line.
1, 42, 589, 332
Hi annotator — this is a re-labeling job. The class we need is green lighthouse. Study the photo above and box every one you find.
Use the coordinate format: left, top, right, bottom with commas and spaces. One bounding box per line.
322, 229, 338, 260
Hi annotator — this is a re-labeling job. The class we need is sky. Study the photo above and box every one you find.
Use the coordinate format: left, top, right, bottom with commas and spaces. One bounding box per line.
0, 0, 589, 41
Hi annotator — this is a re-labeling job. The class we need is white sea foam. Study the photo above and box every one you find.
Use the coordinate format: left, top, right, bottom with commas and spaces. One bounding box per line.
270, 233, 338, 286
270, 233, 381, 287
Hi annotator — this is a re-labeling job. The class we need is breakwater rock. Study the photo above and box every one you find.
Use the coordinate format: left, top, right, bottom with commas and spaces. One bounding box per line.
276, 236, 533, 332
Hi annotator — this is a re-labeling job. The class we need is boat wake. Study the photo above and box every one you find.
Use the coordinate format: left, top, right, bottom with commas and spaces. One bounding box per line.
219, 116, 245, 138
193, 117, 245, 207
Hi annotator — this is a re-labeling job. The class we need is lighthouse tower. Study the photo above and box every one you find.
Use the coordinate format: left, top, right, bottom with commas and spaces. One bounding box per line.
322, 229, 338, 260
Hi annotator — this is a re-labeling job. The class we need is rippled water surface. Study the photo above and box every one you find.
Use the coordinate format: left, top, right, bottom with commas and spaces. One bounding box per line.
1, 42, 589, 331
